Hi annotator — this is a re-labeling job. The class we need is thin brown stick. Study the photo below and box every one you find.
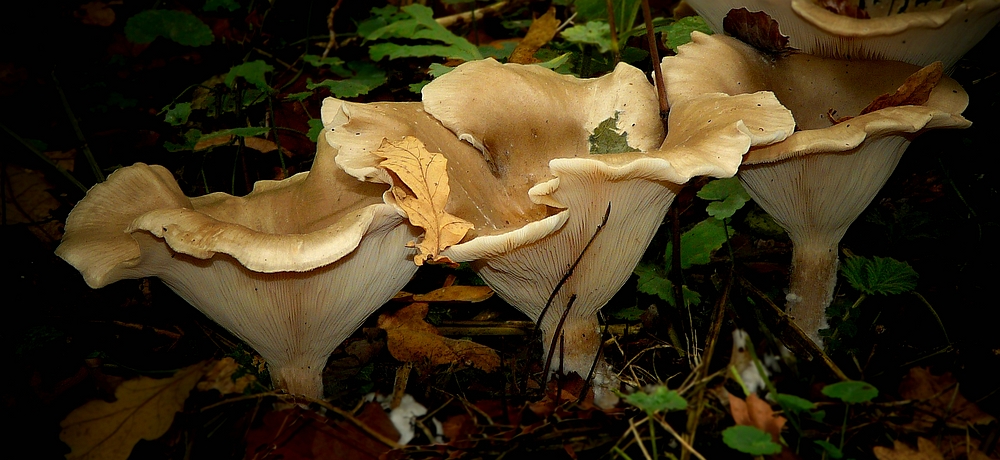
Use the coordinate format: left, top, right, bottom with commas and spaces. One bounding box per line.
321, 0, 345, 59
640, 0, 669, 119
436, 1, 508, 28
605, 0, 621, 64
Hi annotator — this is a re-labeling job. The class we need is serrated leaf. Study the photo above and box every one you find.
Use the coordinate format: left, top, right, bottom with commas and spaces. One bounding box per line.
664, 16, 713, 52
60, 362, 207, 460
623, 386, 687, 415
124, 10, 214, 47
307, 62, 387, 98
674, 218, 728, 269
561, 21, 613, 53
840, 255, 918, 295
204, 0, 239, 12
428, 63, 454, 78
378, 302, 499, 372
634, 263, 701, 307
306, 119, 324, 142
370, 43, 479, 61
589, 112, 640, 154
365, 4, 481, 62
722, 425, 782, 455
163, 102, 191, 126
224, 61, 273, 91
822, 380, 878, 404
698, 177, 751, 220
377, 136, 474, 265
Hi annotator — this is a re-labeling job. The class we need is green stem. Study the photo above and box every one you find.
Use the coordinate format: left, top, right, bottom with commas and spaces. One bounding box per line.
649, 415, 658, 459
611, 446, 634, 460
839, 404, 850, 451
912, 292, 950, 344
52, 71, 104, 183
1, 122, 89, 194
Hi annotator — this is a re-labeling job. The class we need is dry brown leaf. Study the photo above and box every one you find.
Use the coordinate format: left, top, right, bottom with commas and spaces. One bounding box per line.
4, 159, 71, 243
728, 392, 786, 442
818, 0, 870, 18
377, 136, 474, 266
194, 135, 287, 155
76, 1, 118, 26
377, 302, 500, 372
196, 357, 256, 395
412, 285, 494, 303
509, 7, 560, 64
722, 8, 792, 55
860, 62, 944, 115
244, 404, 397, 460
898, 366, 996, 430
874, 438, 945, 460
60, 361, 208, 460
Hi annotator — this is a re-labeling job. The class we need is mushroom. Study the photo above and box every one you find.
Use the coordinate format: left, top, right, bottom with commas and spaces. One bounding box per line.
326, 58, 795, 405
55, 131, 419, 398
663, 32, 970, 343
683, 0, 1000, 71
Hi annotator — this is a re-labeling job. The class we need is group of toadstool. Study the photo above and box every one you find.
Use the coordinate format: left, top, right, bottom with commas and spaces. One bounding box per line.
55, 0, 996, 404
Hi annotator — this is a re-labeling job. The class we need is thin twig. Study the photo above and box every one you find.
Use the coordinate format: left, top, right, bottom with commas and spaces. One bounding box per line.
1, 122, 88, 193
321, 0, 345, 58
656, 416, 708, 460
436, 1, 508, 28
543, 294, 577, 379
605, 0, 621, 64
52, 71, 104, 182
640, 0, 669, 120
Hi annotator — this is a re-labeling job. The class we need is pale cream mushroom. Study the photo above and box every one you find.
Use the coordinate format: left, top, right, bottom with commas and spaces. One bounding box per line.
55, 133, 418, 398
326, 58, 795, 406
683, 0, 1000, 71
663, 32, 970, 343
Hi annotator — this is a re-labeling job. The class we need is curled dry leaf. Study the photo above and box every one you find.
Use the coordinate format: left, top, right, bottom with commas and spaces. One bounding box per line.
860, 62, 944, 115
873, 437, 944, 460
898, 366, 996, 430
196, 357, 256, 395
377, 302, 500, 372
60, 361, 208, 460
727, 392, 786, 442
722, 8, 792, 55
376, 136, 474, 266
509, 7, 560, 64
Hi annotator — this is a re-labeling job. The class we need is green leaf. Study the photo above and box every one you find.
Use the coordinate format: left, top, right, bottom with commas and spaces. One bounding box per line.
164, 129, 202, 152
204, 0, 239, 12
561, 22, 612, 53
722, 425, 782, 455
674, 218, 728, 269
365, 4, 481, 62
574, 0, 642, 37
200, 126, 270, 141
283, 92, 312, 102
623, 386, 687, 415
163, 102, 191, 126
609, 305, 644, 321
536, 53, 572, 70
775, 393, 816, 413
840, 255, 918, 295
370, 43, 474, 61
698, 177, 751, 220
479, 41, 518, 60
664, 16, 712, 52
306, 119, 324, 143
125, 10, 214, 47
589, 112, 640, 154
224, 61, 274, 91
428, 63, 454, 78
634, 263, 700, 307
814, 440, 844, 459
745, 206, 787, 237
307, 62, 387, 98
302, 55, 350, 76
822, 381, 878, 404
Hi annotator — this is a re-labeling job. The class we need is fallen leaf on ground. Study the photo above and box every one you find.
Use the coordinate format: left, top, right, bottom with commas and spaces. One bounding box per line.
874, 437, 944, 460
722, 8, 792, 55
196, 357, 256, 395
377, 136, 474, 266
4, 156, 73, 242
76, 1, 118, 26
898, 366, 996, 431
509, 7, 560, 64
818, 0, 870, 18
860, 62, 944, 116
412, 285, 494, 303
728, 392, 786, 442
377, 302, 500, 372
244, 403, 398, 460
60, 361, 208, 460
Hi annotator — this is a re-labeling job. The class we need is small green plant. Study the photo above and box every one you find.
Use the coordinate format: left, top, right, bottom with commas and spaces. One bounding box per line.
615, 385, 688, 459
723, 425, 782, 456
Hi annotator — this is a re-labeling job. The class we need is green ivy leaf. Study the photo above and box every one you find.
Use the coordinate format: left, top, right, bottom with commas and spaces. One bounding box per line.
664, 16, 712, 52
224, 61, 274, 91
589, 112, 640, 154
673, 218, 728, 269
840, 255, 918, 295
698, 177, 751, 220
163, 102, 192, 126
722, 425, 782, 455
204, 0, 239, 12
623, 386, 687, 415
125, 10, 214, 47
775, 393, 815, 413
306, 119, 324, 143
561, 21, 612, 53
307, 62, 387, 98
822, 381, 878, 404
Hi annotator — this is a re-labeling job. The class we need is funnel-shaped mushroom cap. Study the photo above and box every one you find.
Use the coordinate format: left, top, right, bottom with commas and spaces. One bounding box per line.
685, 0, 1000, 71
664, 32, 970, 342
56, 140, 418, 398
415, 58, 793, 400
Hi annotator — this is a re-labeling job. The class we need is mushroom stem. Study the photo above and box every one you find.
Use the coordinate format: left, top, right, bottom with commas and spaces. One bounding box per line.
540, 313, 603, 379
270, 359, 327, 399
785, 240, 839, 344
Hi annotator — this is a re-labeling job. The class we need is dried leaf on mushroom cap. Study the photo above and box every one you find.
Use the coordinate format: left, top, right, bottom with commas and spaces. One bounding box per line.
684, 0, 1000, 71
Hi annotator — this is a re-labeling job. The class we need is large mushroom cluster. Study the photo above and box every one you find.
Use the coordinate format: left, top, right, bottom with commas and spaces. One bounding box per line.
55, 1, 992, 405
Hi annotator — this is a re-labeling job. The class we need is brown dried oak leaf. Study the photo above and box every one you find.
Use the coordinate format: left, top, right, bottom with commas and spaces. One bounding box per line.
723, 8, 792, 55
60, 361, 208, 460
378, 302, 500, 372
874, 438, 944, 460
196, 357, 256, 395
509, 7, 560, 64
899, 366, 996, 431
728, 392, 787, 442
377, 136, 474, 266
